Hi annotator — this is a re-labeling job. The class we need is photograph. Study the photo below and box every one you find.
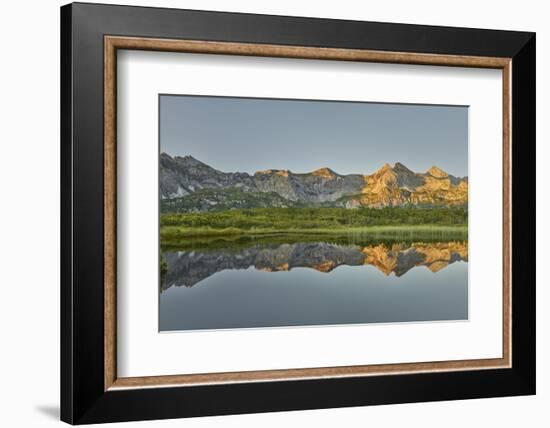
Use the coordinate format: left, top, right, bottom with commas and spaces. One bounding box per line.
158, 95, 469, 331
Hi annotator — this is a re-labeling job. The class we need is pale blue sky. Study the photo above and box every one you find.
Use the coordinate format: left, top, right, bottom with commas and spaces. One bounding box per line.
160, 94, 468, 177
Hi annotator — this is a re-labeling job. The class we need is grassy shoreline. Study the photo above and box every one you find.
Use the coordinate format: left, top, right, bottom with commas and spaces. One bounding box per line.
161, 229, 468, 253
160, 207, 468, 245
161, 224, 467, 239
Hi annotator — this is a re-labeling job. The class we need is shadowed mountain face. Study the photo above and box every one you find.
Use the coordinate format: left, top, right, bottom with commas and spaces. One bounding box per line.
160, 154, 468, 212
161, 241, 468, 290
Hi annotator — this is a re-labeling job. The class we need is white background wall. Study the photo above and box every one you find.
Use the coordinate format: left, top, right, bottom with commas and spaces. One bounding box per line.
0, 0, 545, 426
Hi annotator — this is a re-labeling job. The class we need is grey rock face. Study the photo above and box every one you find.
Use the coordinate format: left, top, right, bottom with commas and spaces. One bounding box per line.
160, 153, 365, 203
160, 153, 256, 199
253, 170, 364, 203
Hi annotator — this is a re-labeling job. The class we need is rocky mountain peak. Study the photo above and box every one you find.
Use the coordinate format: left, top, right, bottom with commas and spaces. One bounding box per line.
377, 163, 392, 173
393, 162, 414, 174
311, 167, 337, 179
175, 154, 207, 167
427, 166, 449, 178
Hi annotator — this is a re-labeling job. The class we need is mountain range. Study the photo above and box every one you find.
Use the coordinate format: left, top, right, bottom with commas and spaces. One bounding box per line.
160, 153, 468, 212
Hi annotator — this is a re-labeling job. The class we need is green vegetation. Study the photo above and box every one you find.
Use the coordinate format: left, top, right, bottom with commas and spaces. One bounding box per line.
160, 206, 467, 245
161, 206, 467, 229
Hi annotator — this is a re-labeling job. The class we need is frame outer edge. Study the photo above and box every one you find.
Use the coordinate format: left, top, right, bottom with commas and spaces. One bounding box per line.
60, 3, 75, 424
510, 33, 536, 392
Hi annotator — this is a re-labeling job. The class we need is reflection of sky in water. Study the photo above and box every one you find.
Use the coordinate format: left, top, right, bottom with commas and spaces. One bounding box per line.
160, 256, 468, 332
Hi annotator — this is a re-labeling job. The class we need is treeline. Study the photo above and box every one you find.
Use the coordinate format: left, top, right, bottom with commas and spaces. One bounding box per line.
160, 207, 467, 230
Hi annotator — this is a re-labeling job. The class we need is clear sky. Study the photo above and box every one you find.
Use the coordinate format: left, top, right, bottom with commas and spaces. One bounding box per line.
160, 94, 468, 177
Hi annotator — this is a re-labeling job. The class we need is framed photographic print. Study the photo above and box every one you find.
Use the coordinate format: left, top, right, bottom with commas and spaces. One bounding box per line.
61, 2, 536, 424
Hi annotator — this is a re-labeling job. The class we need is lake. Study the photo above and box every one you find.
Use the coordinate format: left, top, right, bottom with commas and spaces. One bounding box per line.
159, 237, 468, 331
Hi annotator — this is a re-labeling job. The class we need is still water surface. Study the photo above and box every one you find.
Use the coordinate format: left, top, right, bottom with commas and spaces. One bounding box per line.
160, 237, 468, 331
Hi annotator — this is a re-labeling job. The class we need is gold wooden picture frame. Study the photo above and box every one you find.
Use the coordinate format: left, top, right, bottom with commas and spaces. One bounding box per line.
103, 36, 512, 391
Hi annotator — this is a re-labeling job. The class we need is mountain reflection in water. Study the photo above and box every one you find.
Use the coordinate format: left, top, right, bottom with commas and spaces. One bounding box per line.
161, 240, 468, 291
159, 237, 468, 331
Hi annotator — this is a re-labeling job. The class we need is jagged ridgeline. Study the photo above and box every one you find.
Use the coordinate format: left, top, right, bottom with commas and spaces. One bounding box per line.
160, 153, 468, 213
